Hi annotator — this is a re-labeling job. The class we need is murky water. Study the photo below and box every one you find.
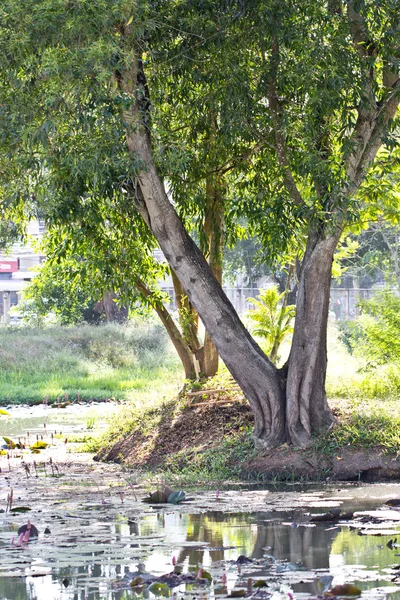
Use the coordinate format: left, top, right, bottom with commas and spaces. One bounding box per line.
1, 407, 400, 600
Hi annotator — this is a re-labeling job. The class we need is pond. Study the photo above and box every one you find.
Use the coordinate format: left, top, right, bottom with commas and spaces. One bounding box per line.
1, 406, 400, 600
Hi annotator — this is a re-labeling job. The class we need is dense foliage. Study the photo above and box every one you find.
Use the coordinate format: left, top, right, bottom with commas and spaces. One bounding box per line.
343, 290, 400, 366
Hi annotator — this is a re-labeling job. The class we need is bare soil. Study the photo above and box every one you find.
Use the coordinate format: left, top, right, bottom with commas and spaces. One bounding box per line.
95, 394, 400, 483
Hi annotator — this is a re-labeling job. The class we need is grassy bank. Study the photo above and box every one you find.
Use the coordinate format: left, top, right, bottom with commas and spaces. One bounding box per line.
87, 325, 400, 484
4, 320, 400, 483
0, 321, 182, 405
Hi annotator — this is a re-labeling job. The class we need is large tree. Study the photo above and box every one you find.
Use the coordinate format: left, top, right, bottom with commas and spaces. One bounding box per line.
1, 0, 399, 447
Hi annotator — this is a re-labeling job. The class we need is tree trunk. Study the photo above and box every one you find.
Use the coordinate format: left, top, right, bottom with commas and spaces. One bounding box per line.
95, 292, 128, 322
171, 270, 201, 352
286, 231, 338, 447
136, 279, 198, 379
202, 174, 225, 377
121, 58, 338, 448
126, 131, 285, 446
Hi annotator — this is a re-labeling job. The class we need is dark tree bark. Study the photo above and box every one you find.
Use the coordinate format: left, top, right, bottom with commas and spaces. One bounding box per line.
286, 231, 339, 446
94, 292, 129, 322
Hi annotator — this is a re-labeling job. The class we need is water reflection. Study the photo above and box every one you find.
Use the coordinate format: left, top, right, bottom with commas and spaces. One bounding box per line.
1, 505, 399, 600
0, 512, 400, 600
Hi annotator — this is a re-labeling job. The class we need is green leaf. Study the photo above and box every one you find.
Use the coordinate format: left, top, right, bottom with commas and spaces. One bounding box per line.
3, 437, 16, 449
30, 441, 49, 449
167, 490, 185, 504
148, 583, 171, 596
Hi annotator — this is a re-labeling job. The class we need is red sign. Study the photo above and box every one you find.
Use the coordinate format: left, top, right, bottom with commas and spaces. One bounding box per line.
0, 260, 18, 272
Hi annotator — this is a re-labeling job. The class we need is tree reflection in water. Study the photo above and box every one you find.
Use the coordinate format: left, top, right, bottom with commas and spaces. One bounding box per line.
172, 511, 338, 571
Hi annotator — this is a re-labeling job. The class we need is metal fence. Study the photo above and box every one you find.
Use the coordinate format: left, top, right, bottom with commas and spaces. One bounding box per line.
329, 287, 376, 320
161, 287, 262, 314
162, 285, 379, 318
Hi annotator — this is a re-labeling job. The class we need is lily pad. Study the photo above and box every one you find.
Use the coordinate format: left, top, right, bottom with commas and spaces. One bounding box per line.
143, 487, 185, 504
17, 522, 39, 538
3, 437, 16, 449
10, 506, 32, 513
167, 490, 185, 504
148, 582, 171, 596
329, 584, 361, 596
30, 441, 49, 449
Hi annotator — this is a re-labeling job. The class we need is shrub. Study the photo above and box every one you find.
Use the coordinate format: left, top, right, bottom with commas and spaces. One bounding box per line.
348, 290, 400, 366
247, 286, 295, 364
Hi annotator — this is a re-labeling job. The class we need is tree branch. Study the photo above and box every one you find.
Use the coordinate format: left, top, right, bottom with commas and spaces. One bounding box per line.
347, 0, 378, 60
345, 2, 400, 190
265, 39, 305, 207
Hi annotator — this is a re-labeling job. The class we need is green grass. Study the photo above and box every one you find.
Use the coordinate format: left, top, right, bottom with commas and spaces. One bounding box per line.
0, 321, 182, 405
160, 428, 258, 484
312, 398, 400, 456
310, 322, 400, 456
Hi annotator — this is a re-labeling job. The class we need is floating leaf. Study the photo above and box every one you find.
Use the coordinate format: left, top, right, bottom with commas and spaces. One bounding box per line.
329, 584, 361, 596
148, 490, 168, 503
229, 589, 246, 597
199, 569, 212, 582
144, 486, 178, 504
30, 441, 49, 449
148, 582, 171, 596
3, 437, 16, 449
10, 506, 32, 513
167, 490, 185, 504
386, 499, 400, 507
0, 409, 9, 416
17, 522, 39, 538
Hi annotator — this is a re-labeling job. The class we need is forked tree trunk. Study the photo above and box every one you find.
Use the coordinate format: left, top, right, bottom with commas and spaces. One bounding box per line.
127, 132, 286, 446
286, 231, 338, 446
122, 59, 338, 448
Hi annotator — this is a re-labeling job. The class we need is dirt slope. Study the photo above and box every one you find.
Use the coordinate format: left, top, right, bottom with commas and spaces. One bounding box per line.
95, 393, 400, 482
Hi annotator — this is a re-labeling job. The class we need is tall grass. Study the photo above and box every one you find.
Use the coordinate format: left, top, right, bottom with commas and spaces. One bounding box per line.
0, 321, 182, 405
326, 322, 400, 399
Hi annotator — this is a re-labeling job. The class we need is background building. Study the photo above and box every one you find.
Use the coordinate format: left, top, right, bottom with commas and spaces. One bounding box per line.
0, 221, 45, 322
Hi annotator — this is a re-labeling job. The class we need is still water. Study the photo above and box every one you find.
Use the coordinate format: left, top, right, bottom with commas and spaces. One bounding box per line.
1, 407, 400, 600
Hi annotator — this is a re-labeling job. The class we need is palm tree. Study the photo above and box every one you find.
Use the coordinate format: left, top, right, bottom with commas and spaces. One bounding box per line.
247, 286, 296, 365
